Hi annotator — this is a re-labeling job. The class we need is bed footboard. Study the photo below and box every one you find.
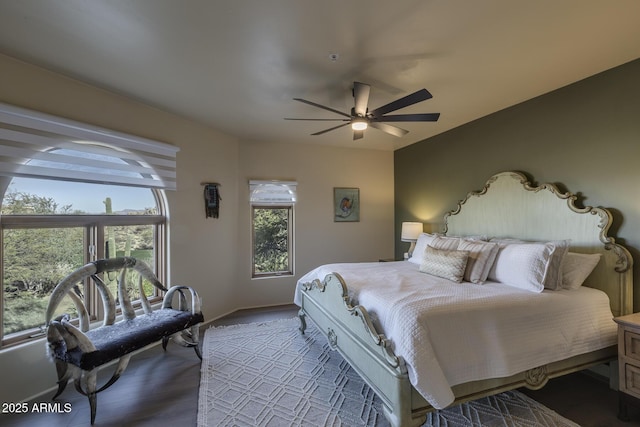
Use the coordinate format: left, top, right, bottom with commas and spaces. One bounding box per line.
297, 270, 619, 427
298, 272, 428, 427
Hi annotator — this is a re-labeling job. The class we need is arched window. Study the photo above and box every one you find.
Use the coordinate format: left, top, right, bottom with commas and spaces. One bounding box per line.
0, 103, 177, 347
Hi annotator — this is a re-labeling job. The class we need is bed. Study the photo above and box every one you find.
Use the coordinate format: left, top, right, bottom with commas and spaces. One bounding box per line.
294, 171, 633, 427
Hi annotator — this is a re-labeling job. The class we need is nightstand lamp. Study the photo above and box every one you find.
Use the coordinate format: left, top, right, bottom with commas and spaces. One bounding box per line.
401, 222, 423, 257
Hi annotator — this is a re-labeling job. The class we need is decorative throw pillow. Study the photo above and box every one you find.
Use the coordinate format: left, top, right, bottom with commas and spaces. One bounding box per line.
562, 252, 601, 290
419, 246, 470, 283
429, 235, 461, 250
457, 239, 499, 284
488, 242, 556, 292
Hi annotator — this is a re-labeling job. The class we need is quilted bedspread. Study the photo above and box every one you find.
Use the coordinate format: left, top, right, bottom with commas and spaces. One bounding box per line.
294, 261, 617, 409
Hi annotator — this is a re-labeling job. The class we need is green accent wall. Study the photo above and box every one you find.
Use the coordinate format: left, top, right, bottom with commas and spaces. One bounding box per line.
394, 58, 640, 309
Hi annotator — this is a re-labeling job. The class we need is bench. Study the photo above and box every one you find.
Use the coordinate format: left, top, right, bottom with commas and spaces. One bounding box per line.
45, 257, 204, 424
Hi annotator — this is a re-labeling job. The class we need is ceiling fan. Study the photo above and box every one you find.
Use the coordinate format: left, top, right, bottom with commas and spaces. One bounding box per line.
285, 81, 440, 140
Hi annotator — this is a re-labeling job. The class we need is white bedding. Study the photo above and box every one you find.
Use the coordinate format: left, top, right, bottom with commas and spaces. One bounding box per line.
294, 261, 617, 409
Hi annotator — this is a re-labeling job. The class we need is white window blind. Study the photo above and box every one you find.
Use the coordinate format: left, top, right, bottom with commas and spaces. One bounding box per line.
0, 102, 179, 190
249, 180, 297, 204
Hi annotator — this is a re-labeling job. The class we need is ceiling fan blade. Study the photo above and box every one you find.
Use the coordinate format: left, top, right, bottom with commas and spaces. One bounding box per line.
373, 113, 440, 122
370, 88, 433, 117
369, 122, 409, 138
311, 122, 350, 136
284, 118, 350, 121
353, 129, 364, 140
293, 98, 351, 118
353, 82, 370, 117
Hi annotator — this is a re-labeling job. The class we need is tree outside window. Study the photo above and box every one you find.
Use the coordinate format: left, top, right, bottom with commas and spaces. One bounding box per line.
248, 180, 297, 279
252, 206, 293, 277
0, 178, 165, 347
0, 104, 177, 348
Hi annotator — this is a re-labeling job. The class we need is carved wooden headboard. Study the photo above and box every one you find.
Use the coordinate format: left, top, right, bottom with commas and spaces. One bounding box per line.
443, 171, 633, 316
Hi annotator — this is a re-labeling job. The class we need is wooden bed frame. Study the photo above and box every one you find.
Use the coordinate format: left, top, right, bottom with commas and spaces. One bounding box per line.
297, 171, 633, 427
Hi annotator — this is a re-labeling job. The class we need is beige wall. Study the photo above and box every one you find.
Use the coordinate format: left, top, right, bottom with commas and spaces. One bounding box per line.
394, 58, 640, 309
235, 140, 394, 309
0, 53, 240, 403
0, 53, 394, 403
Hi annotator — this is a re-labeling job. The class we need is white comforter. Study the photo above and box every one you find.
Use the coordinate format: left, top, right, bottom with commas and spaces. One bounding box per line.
294, 261, 617, 409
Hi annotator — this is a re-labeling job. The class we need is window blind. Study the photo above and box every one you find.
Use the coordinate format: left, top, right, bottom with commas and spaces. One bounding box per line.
249, 180, 297, 204
0, 102, 179, 190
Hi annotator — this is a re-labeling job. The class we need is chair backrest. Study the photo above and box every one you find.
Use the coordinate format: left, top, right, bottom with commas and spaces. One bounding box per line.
45, 257, 166, 331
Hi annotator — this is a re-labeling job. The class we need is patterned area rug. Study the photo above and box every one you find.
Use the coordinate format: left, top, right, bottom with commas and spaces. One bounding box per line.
197, 318, 579, 427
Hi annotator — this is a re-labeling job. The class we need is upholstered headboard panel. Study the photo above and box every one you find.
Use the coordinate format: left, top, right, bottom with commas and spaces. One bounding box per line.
443, 171, 633, 316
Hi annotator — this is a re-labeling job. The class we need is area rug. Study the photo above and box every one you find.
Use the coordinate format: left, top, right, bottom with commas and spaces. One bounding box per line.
197, 318, 579, 427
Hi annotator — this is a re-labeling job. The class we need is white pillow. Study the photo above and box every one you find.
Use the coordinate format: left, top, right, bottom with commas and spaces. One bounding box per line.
489, 238, 569, 290
458, 239, 499, 284
419, 246, 470, 283
488, 242, 557, 292
408, 233, 437, 265
543, 240, 570, 290
490, 237, 525, 245
562, 252, 601, 290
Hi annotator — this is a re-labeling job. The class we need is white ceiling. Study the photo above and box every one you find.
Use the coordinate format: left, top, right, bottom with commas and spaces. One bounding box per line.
1, 1, 639, 151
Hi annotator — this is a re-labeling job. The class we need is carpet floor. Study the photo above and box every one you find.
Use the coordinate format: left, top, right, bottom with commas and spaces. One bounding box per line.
197, 317, 580, 426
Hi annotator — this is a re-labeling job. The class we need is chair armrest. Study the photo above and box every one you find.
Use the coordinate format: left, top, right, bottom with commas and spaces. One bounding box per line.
162, 285, 202, 314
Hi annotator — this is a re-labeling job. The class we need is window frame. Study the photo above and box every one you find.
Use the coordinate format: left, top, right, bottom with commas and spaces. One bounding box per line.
0, 203, 166, 348
0, 102, 176, 348
250, 204, 294, 279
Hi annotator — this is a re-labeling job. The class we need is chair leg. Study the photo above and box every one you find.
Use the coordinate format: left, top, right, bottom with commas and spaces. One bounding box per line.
88, 392, 97, 425
73, 369, 98, 424
51, 360, 71, 399
69, 358, 130, 424
95, 355, 131, 393
85, 370, 97, 425
52, 380, 69, 400
168, 329, 202, 360
189, 324, 202, 360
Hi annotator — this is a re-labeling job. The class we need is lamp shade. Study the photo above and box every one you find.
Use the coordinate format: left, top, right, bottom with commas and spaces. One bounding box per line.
401, 222, 423, 242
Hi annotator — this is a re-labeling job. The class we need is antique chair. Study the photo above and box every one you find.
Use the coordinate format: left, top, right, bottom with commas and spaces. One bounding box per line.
45, 257, 203, 424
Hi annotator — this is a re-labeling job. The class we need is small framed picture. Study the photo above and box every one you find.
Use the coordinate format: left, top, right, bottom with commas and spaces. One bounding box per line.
333, 187, 360, 222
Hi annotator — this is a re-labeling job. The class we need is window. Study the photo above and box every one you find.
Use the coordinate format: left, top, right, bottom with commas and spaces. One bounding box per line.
249, 181, 296, 278
252, 206, 293, 277
0, 102, 177, 347
1, 177, 166, 347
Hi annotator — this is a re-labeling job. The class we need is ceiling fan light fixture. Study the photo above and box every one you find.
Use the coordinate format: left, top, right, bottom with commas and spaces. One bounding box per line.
351, 118, 368, 131
287, 82, 439, 139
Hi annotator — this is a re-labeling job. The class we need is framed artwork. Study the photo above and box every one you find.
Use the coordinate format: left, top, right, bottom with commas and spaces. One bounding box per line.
333, 187, 360, 222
